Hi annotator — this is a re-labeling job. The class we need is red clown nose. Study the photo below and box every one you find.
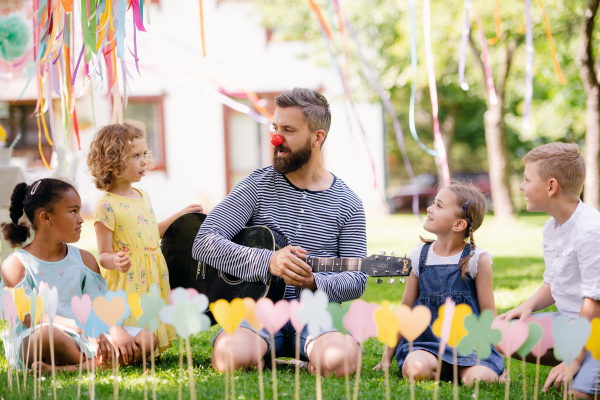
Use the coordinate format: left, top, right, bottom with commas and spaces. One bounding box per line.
271, 134, 283, 146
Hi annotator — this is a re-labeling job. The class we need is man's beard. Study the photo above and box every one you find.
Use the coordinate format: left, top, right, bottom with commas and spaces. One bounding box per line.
273, 137, 312, 175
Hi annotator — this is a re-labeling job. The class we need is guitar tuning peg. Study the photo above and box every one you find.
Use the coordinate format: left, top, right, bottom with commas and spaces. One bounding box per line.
399, 278, 405, 284
376, 278, 383, 284
379, 250, 386, 256
391, 251, 397, 257
404, 253, 407, 258
388, 278, 395, 284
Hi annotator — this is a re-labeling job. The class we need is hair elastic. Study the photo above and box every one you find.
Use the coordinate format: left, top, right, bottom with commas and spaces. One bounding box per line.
30, 180, 42, 195
462, 199, 472, 211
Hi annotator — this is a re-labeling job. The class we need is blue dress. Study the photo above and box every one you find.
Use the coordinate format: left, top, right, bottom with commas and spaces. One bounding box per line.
395, 243, 505, 377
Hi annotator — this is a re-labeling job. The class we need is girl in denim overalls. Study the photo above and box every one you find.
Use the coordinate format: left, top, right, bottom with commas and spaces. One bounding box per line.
377, 183, 504, 385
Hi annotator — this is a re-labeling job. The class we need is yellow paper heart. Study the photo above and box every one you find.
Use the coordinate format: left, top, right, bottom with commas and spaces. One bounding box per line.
432, 303, 472, 347
210, 298, 247, 335
93, 296, 126, 328
31, 296, 42, 325
14, 287, 30, 323
394, 304, 432, 343
586, 318, 600, 360
374, 301, 400, 347
128, 293, 143, 319
242, 297, 263, 331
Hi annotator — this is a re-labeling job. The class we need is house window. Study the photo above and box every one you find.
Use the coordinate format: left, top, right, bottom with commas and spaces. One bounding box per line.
0, 101, 53, 167
123, 96, 166, 171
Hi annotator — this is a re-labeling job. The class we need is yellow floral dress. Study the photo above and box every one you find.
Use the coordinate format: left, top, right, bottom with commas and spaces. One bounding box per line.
94, 188, 177, 353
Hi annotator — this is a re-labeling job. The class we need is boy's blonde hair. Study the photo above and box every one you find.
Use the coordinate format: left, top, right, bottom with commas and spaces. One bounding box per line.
523, 143, 585, 198
422, 183, 487, 278
87, 120, 155, 191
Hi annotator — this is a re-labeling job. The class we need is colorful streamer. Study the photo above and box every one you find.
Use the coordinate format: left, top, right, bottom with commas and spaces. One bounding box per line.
423, 0, 450, 187
472, 1, 498, 106
487, 0, 502, 46
458, 0, 471, 91
408, 0, 438, 157
523, 0, 533, 130
198, 0, 206, 57
536, 0, 567, 85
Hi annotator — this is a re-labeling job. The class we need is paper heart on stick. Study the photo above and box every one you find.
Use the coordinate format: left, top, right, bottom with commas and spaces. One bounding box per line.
171, 299, 211, 339
138, 285, 166, 331
516, 321, 543, 359
71, 294, 92, 327
327, 302, 350, 335
374, 301, 400, 347
298, 289, 331, 337
394, 304, 432, 342
242, 297, 263, 331
526, 316, 554, 358
552, 316, 591, 366
106, 290, 131, 324
458, 309, 501, 360
289, 299, 306, 332
491, 318, 529, 356
190, 293, 209, 313
13, 286, 29, 322
210, 298, 246, 335
29, 289, 42, 325
128, 293, 143, 320
432, 303, 472, 347
585, 318, 600, 360
3, 290, 17, 326
93, 296, 126, 328
256, 298, 289, 335
343, 300, 379, 343
168, 287, 190, 305
43, 285, 58, 321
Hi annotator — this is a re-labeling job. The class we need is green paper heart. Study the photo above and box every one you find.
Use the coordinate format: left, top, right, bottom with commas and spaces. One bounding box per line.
458, 309, 501, 360
516, 321, 543, 358
327, 302, 351, 334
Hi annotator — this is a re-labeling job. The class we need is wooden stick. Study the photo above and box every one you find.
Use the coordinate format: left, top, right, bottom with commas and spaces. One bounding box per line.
505, 356, 511, 400
453, 347, 458, 400
316, 348, 322, 400
142, 332, 148, 400
384, 364, 390, 400
49, 322, 56, 400
270, 334, 278, 400
344, 344, 350, 400
90, 330, 95, 400
433, 354, 443, 400
522, 357, 527, 400
4, 311, 12, 392
229, 340, 235, 400
352, 345, 363, 400
474, 356, 481, 400
113, 342, 119, 400
38, 323, 43, 398
295, 332, 301, 400
594, 360, 598, 400
23, 328, 28, 392
563, 360, 570, 400
409, 342, 415, 400
77, 332, 85, 399
185, 338, 197, 400
151, 339, 156, 400
256, 335, 264, 400
33, 325, 37, 399
13, 325, 20, 394
178, 338, 183, 400
534, 353, 541, 400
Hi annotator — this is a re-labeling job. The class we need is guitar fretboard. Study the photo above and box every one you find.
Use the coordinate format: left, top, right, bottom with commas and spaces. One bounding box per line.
301, 257, 361, 272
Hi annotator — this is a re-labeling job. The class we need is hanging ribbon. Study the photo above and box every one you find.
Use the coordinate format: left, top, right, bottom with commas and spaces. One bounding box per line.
523, 0, 533, 130
472, 1, 498, 106
409, 0, 438, 157
199, 0, 206, 57
536, 0, 567, 85
423, 0, 450, 187
458, 0, 471, 91
487, 0, 502, 45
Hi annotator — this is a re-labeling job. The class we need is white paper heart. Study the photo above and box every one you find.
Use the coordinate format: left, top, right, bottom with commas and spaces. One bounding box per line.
190, 293, 209, 313
298, 289, 331, 337
45, 286, 58, 321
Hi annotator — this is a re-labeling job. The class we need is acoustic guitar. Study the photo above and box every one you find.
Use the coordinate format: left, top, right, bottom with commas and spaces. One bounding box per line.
161, 213, 411, 323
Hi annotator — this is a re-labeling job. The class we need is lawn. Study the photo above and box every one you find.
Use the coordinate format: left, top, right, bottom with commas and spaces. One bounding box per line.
0, 213, 567, 399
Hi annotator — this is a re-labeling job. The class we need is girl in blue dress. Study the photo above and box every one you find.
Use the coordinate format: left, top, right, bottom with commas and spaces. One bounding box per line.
0, 178, 157, 373
376, 183, 504, 385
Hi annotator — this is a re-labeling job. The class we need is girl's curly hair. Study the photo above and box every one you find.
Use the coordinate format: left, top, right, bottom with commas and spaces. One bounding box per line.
87, 120, 156, 191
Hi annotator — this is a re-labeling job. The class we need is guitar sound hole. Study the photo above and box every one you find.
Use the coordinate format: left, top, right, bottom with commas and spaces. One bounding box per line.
218, 270, 244, 285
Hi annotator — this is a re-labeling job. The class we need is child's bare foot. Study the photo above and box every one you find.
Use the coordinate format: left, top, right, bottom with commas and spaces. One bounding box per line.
30, 361, 52, 375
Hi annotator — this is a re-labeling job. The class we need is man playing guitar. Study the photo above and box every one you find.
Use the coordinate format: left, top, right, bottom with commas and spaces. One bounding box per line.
192, 88, 367, 376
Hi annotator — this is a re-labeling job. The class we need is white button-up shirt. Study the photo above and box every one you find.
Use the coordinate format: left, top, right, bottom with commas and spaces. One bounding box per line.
542, 201, 600, 320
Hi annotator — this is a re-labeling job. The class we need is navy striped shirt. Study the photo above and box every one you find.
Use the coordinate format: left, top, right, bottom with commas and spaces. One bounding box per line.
192, 166, 368, 303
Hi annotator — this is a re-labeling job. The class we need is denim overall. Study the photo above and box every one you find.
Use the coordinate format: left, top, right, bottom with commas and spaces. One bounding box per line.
395, 243, 505, 377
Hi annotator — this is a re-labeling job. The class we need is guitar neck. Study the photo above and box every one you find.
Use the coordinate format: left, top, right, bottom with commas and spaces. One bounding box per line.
301, 257, 362, 272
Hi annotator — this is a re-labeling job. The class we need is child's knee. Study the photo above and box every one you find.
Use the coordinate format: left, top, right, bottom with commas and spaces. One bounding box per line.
137, 330, 158, 354
402, 358, 434, 380
461, 366, 498, 385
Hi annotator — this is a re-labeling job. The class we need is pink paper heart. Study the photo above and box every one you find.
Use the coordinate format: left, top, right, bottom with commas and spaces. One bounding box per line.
526, 316, 554, 357
71, 294, 92, 326
3, 291, 17, 326
289, 299, 305, 332
492, 318, 529, 356
255, 298, 290, 335
343, 300, 379, 343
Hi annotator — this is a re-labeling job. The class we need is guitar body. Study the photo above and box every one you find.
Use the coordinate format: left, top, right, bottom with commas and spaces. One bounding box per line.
161, 213, 286, 323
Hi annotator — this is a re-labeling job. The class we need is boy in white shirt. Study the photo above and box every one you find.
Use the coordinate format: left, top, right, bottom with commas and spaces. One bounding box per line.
500, 142, 600, 398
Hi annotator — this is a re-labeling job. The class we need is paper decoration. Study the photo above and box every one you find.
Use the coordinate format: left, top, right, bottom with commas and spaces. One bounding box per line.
432, 303, 471, 348
242, 297, 265, 400
327, 302, 350, 335
289, 299, 307, 400
585, 318, 600, 360
552, 316, 591, 366
13, 287, 29, 323
0, 15, 28, 62
93, 296, 126, 329
298, 290, 331, 337
71, 294, 92, 328
526, 316, 554, 358
137, 285, 166, 332
210, 298, 246, 335
516, 321, 543, 359
3, 290, 17, 326
395, 304, 432, 343
374, 301, 400, 348
458, 309, 502, 360
491, 318, 529, 356
127, 293, 143, 320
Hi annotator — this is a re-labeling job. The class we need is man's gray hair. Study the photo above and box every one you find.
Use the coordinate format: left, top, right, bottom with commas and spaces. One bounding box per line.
275, 88, 331, 135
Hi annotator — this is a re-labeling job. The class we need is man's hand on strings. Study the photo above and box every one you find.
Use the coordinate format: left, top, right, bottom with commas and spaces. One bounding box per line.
269, 246, 316, 290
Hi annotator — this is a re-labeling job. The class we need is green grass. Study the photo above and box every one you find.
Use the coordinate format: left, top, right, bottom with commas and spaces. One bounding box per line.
0, 213, 567, 399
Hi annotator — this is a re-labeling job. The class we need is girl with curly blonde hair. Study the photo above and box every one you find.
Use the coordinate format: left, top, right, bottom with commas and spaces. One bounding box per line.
88, 121, 203, 353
